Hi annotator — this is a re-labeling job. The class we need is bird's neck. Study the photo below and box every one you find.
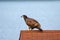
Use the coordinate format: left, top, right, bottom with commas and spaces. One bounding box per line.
24, 18, 26, 21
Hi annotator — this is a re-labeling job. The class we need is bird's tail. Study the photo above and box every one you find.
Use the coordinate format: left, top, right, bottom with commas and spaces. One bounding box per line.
39, 28, 43, 32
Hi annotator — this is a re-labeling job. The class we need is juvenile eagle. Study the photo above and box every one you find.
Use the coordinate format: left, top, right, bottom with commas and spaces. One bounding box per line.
21, 15, 43, 31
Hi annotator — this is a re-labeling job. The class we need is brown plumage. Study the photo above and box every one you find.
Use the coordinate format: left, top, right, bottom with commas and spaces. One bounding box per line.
21, 15, 43, 31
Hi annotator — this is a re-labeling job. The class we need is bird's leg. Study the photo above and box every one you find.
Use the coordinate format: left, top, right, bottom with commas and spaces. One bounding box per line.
30, 27, 34, 31
27, 27, 30, 31
29, 27, 30, 31
31, 28, 33, 31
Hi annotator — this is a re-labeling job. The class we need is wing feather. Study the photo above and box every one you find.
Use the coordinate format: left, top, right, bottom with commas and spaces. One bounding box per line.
26, 18, 40, 27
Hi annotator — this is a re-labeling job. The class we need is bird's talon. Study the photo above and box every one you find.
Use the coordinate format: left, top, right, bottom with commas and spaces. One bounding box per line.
27, 30, 30, 31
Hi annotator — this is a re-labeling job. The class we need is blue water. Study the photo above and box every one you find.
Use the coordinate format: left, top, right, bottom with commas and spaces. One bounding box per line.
0, 1, 60, 40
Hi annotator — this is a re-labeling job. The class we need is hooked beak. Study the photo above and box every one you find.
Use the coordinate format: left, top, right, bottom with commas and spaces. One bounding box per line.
21, 16, 23, 18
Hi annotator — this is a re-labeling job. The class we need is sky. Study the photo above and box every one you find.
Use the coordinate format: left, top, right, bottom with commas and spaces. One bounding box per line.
0, 1, 60, 40
0, 0, 60, 1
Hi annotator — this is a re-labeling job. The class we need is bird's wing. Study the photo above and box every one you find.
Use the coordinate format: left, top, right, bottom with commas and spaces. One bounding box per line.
26, 18, 40, 27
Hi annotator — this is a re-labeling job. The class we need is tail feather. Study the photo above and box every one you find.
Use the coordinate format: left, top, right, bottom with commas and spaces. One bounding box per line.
39, 28, 43, 32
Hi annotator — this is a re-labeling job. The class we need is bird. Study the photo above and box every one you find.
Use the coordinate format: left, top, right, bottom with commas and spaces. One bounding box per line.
21, 15, 43, 31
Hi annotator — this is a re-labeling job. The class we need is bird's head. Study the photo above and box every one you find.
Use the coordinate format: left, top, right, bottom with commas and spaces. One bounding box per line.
21, 15, 28, 18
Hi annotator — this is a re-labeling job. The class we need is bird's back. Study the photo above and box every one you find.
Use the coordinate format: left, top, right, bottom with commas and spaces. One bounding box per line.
25, 18, 41, 28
